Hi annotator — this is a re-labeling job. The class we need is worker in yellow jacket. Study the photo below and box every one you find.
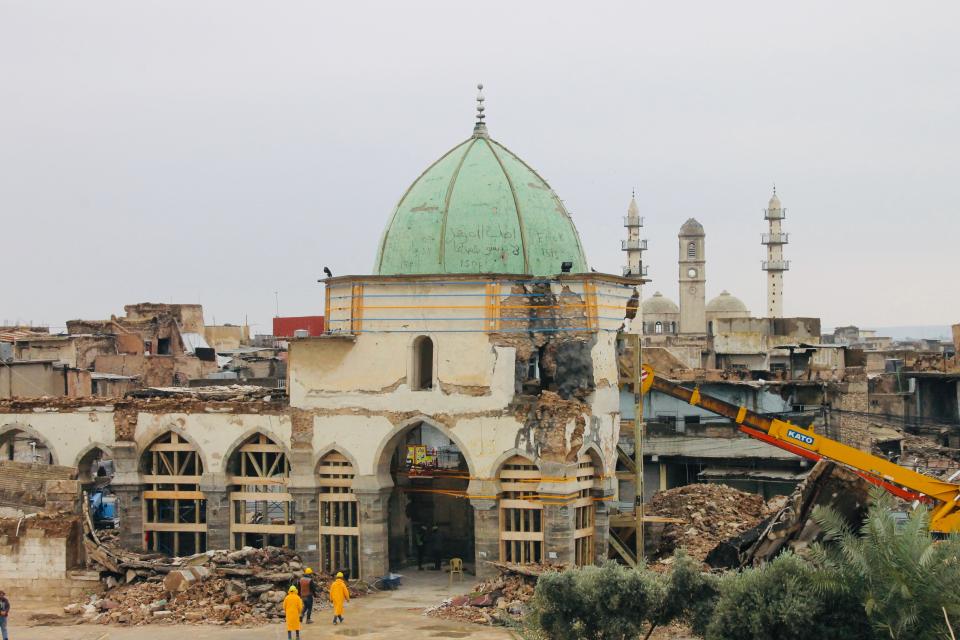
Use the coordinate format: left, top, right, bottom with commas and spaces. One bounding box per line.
283, 585, 303, 639
329, 571, 350, 625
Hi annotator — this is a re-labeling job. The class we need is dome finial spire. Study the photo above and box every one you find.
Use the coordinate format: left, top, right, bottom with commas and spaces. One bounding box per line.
473, 83, 488, 137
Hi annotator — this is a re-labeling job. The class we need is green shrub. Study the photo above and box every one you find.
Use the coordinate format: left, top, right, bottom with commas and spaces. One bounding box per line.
704, 552, 872, 640
530, 561, 665, 640
650, 550, 719, 638
810, 489, 960, 640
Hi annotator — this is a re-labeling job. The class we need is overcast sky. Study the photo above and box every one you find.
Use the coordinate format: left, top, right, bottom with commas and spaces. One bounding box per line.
2, 1, 957, 333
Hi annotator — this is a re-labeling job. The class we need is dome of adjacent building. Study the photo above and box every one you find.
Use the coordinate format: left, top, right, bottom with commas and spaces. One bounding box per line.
374, 114, 588, 276
642, 291, 680, 315
706, 290, 749, 314
679, 218, 705, 236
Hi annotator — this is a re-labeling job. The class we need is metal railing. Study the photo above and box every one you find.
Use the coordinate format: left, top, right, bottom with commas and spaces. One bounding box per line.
622, 264, 648, 278
762, 259, 791, 270
621, 238, 648, 251
623, 215, 644, 227
761, 232, 790, 244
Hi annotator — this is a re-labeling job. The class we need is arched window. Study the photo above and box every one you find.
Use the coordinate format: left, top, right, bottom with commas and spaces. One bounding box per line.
655, 321, 663, 334
687, 242, 696, 259
410, 336, 434, 391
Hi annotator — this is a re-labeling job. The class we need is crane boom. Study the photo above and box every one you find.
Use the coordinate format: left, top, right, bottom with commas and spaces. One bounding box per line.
641, 366, 960, 533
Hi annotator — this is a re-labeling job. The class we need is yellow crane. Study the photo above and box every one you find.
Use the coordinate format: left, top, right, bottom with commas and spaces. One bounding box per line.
640, 365, 960, 533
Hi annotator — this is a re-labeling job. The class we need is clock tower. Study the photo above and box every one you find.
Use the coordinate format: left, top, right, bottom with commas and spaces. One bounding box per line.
678, 218, 706, 334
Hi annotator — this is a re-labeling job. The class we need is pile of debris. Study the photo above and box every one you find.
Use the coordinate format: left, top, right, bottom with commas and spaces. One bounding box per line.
646, 483, 777, 568
69, 515, 366, 626
426, 562, 553, 626
127, 385, 279, 401
899, 434, 960, 479
706, 461, 870, 569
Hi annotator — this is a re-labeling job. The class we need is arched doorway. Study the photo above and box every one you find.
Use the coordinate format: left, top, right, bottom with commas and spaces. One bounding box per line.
0, 426, 54, 464
227, 433, 294, 549
384, 421, 473, 571
77, 446, 113, 487
497, 455, 543, 563
141, 432, 207, 555
317, 450, 359, 578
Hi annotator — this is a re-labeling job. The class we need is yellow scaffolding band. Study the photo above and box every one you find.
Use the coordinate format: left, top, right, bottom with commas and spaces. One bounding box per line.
736, 406, 747, 424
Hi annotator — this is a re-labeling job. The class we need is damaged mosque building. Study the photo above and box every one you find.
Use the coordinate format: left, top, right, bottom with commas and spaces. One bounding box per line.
0, 89, 638, 581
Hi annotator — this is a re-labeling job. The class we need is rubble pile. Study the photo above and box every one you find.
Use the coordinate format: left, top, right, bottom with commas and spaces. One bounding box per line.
899, 434, 960, 479
67, 544, 364, 626
426, 562, 554, 625
646, 483, 774, 566
706, 461, 870, 569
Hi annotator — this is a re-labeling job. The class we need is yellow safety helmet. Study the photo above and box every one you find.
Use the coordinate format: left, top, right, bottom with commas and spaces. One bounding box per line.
288, 585, 298, 593
304, 568, 313, 575
336, 572, 344, 578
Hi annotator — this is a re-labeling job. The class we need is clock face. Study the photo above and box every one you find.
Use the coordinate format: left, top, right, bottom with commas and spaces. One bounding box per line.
687, 268, 697, 278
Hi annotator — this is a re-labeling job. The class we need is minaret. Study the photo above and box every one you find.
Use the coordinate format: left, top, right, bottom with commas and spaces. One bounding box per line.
762, 187, 789, 317
678, 219, 706, 334
621, 191, 647, 279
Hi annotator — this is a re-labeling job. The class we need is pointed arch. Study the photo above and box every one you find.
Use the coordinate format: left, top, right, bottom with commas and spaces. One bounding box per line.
316, 447, 360, 578
373, 415, 477, 484
227, 432, 294, 550
0, 422, 59, 465
141, 431, 207, 556
222, 428, 292, 470
74, 442, 114, 485
573, 448, 602, 566
497, 454, 544, 563
136, 425, 207, 474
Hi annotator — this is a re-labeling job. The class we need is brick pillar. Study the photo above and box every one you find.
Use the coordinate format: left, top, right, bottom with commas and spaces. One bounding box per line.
470, 497, 499, 579
540, 461, 578, 567
111, 442, 142, 551
113, 483, 143, 550
199, 472, 230, 551
291, 486, 319, 568
288, 446, 318, 567
353, 476, 391, 581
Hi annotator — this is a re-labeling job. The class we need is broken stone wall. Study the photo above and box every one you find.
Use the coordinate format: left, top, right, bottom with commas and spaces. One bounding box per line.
0, 515, 95, 603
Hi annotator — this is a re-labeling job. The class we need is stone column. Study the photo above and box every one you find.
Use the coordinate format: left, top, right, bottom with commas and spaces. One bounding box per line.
288, 446, 319, 567
290, 486, 319, 568
111, 442, 143, 550
353, 475, 392, 581
539, 461, 578, 567
199, 472, 230, 551
592, 475, 616, 565
470, 497, 499, 579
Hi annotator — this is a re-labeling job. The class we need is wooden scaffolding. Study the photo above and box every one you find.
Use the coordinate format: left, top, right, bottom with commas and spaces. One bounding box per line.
228, 433, 295, 549
498, 456, 544, 563
142, 432, 207, 555
317, 451, 360, 578
573, 451, 598, 566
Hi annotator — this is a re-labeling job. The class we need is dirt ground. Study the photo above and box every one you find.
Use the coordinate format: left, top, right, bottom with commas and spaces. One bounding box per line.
6, 570, 516, 640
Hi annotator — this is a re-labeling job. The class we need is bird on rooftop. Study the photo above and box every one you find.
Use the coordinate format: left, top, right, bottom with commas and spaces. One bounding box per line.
323, 267, 333, 278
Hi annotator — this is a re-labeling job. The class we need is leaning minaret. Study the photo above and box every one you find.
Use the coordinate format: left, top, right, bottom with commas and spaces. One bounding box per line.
622, 192, 647, 279
762, 188, 789, 317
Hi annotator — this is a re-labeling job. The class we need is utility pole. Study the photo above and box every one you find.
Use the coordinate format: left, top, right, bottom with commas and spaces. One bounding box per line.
633, 333, 644, 562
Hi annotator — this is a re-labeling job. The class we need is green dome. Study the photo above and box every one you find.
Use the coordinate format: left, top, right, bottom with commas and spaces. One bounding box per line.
375, 128, 588, 276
